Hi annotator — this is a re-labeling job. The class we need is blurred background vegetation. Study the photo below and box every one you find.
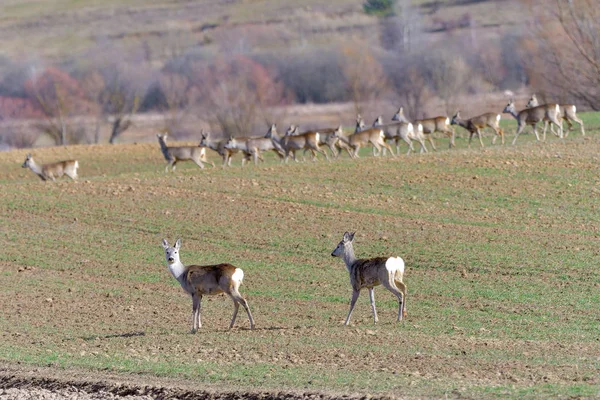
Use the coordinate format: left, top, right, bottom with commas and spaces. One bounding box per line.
0, 0, 597, 148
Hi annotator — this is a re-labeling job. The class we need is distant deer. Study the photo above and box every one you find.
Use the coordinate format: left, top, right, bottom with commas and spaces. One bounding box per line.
21, 154, 79, 181
450, 111, 505, 147
392, 107, 455, 149
157, 133, 214, 172
162, 238, 255, 332
331, 232, 407, 325
502, 99, 563, 145
275, 125, 329, 163
346, 116, 395, 158
526, 94, 584, 137
199, 130, 238, 167
386, 113, 429, 155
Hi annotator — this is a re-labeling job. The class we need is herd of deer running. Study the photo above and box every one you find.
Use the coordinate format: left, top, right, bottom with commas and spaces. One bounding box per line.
17, 94, 586, 332
21, 94, 585, 180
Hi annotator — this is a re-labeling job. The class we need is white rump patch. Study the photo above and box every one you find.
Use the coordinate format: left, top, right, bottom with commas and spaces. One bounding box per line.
232, 267, 244, 283
315, 132, 320, 143
555, 104, 560, 113
385, 257, 405, 274
496, 114, 501, 122
445, 117, 450, 125
571, 105, 576, 113
407, 122, 413, 133
74, 161, 79, 169
417, 123, 423, 132
379, 130, 385, 139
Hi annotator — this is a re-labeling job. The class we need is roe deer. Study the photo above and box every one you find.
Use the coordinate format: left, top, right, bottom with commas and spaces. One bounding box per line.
277, 125, 329, 162
450, 111, 505, 147
199, 130, 238, 167
502, 99, 563, 145
226, 124, 285, 166
526, 94, 584, 137
347, 117, 395, 158
331, 232, 407, 325
385, 113, 429, 155
157, 133, 214, 172
392, 107, 455, 149
162, 238, 255, 332
22, 154, 79, 181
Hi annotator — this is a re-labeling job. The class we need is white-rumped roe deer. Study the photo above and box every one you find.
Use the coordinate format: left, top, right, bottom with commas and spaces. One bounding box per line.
526, 94, 584, 137
157, 133, 214, 172
331, 232, 407, 325
162, 239, 254, 332
21, 154, 79, 181
450, 111, 504, 147
502, 99, 563, 144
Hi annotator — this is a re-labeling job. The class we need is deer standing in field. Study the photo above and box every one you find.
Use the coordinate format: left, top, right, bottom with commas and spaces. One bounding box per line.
162, 238, 255, 332
331, 232, 407, 325
526, 94, 584, 137
199, 130, 238, 167
392, 107, 455, 149
502, 99, 563, 145
157, 133, 214, 172
347, 116, 395, 158
450, 111, 505, 147
21, 154, 79, 181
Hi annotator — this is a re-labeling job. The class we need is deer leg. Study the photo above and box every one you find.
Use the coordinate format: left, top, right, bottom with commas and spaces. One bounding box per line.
394, 279, 408, 320
428, 135, 437, 151
512, 125, 524, 145
192, 158, 205, 169
476, 129, 484, 148
573, 117, 585, 136
382, 141, 395, 157
418, 139, 427, 153
229, 289, 254, 329
468, 132, 474, 148
191, 294, 201, 333
448, 128, 456, 148
382, 279, 406, 322
345, 290, 360, 325
368, 288, 378, 323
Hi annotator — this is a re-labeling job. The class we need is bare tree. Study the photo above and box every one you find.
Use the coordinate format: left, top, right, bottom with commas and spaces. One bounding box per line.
523, 0, 600, 110
25, 67, 95, 145
194, 56, 288, 137
341, 41, 389, 117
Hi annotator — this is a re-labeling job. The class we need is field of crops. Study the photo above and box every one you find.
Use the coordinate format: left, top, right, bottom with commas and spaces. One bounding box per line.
1, 116, 599, 398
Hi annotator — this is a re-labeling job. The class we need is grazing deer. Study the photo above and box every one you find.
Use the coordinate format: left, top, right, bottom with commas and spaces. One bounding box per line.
502, 99, 563, 145
21, 154, 79, 181
162, 238, 255, 332
199, 130, 238, 167
276, 125, 329, 163
331, 232, 407, 325
392, 107, 455, 150
157, 133, 214, 172
450, 111, 505, 147
526, 94, 584, 137
385, 114, 429, 155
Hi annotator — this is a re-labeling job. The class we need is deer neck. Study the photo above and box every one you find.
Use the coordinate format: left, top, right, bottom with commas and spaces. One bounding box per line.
507, 108, 519, 120
27, 160, 44, 177
158, 138, 170, 157
342, 244, 358, 272
167, 256, 187, 282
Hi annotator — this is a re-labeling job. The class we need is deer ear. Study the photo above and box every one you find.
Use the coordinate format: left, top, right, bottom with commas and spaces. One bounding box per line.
175, 238, 182, 249
343, 231, 354, 242
162, 239, 170, 249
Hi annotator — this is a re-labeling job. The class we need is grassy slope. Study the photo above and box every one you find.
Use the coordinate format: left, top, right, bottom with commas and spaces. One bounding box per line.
0, 114, 599, 398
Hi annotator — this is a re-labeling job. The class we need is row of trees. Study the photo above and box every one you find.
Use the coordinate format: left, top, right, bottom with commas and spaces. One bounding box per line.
0, 0, 597, 149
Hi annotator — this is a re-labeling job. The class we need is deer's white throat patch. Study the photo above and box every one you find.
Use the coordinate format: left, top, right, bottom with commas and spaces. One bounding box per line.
385, 257, 405, 274
168, 261, 186, 280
